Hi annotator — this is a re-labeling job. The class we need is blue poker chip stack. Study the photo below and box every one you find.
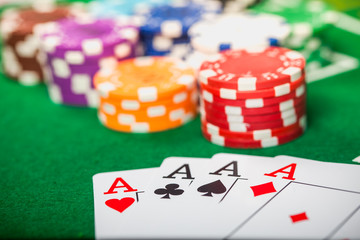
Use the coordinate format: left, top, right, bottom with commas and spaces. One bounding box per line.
138, 0, 221, 59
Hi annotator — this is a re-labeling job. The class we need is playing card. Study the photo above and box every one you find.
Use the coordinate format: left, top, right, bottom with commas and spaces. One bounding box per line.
210, 154, 360, 239
113, 157, 212, 239
229, 181, 360, 239
92, 168, 158, 239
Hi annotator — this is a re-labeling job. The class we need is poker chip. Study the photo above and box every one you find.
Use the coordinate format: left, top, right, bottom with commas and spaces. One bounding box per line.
199, 47, 306, 91
201, 84, 305, 107
41, 18, 139, 107
201, 118, 306, 148
201, 94, 305, 115
199, 47, 307, 148
201, 115, 306, 140
137, 0, 221, 58
94, 56, 198, 133
0, 5, 80, 85
188, 13, 291, 55
202, 110, 306, 132
201, 103, 305, 123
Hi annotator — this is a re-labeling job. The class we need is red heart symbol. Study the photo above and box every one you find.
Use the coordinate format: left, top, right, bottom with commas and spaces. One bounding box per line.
105, 197, 135, 213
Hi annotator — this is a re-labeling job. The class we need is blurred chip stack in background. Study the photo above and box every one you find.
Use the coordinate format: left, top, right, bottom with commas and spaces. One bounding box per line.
186, 12, 291, 70
40, 18, 139, 107
0, 2, 83, 85
135, 0, 221, 58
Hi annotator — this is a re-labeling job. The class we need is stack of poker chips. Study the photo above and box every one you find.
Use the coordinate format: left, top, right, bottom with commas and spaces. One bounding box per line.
199, 46, 307, 148
40, 18, 139, 107
94, 56, 198, 133
137, 0, 221, 59
186, 12, 291, 70
0, 5, 78, 85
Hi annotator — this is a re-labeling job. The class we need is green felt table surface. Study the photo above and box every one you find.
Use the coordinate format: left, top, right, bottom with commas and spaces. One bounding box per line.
1, 2, 360, 239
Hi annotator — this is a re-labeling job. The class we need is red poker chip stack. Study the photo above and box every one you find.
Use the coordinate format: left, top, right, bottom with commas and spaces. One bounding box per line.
198, 46, 307, 148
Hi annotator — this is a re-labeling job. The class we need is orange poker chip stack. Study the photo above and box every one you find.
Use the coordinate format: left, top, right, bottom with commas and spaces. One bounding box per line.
93, 56, 198, 133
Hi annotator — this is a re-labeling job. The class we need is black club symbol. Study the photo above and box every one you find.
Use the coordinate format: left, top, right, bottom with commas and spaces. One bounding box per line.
154, 183, 184, 199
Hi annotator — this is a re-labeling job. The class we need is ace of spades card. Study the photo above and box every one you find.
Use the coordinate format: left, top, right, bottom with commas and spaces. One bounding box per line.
92, 168, 158, 239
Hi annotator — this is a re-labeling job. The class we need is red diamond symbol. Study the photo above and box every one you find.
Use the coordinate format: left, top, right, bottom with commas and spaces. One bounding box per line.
290, 212, 308, 223
250, 182, 277, 197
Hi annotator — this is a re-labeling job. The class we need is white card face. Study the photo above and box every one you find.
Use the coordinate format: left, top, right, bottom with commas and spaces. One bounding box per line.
230, 181, 360, 239
330, 207, 360, 240
93, 168, 158, 240
211, 154, 360, 239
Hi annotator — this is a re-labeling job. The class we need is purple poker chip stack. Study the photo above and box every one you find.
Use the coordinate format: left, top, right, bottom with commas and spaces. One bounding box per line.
40, 18, 139, 107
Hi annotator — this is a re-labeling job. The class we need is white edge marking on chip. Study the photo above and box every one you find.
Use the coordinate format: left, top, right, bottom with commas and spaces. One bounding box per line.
82, 38, 103, 56
229, 123, 247, 132
282, 67, 302, 82
199, 69, 217, 85
177, 74, 195, 88
173, 92, 187, 103
283, 115, 297, 127
153, 35, 173, 51
71, 74, 91, 94
237, 77, 257, 91
147, 105, 166, 117
206, 123, 219, 135
118, 114, 136, 125
98, 112, 107, 124
48, 84, 62, 104
245, 99, 264, 108
211, 134, 225, 146
227, 115, 244, 122
279, 99, 294, 111
296, 84, 305, 97
65, 51, 85, 65
97, 82, 116, 98
43, 35, 61, 53
52, 58, 70, 78
121, 100, 140, 110
203, 90, 213, 103
169, 108, 185, 121
115, 43, 132, 59
137, 86, 157, 102
261, 137, 279, 148
274, 83, 290, 97
225, 106, 242, 115
102, 103, 116, 115
281, 108, 296, 119
253, 129, 272, 140
161, 20, 182, 38
220, 88, 236, 100
19, 71, 39, 86
86, 90, 99, 108
131, 122, 150, 133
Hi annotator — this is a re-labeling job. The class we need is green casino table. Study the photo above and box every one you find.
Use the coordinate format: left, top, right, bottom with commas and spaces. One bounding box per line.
1, 2, 360, 239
